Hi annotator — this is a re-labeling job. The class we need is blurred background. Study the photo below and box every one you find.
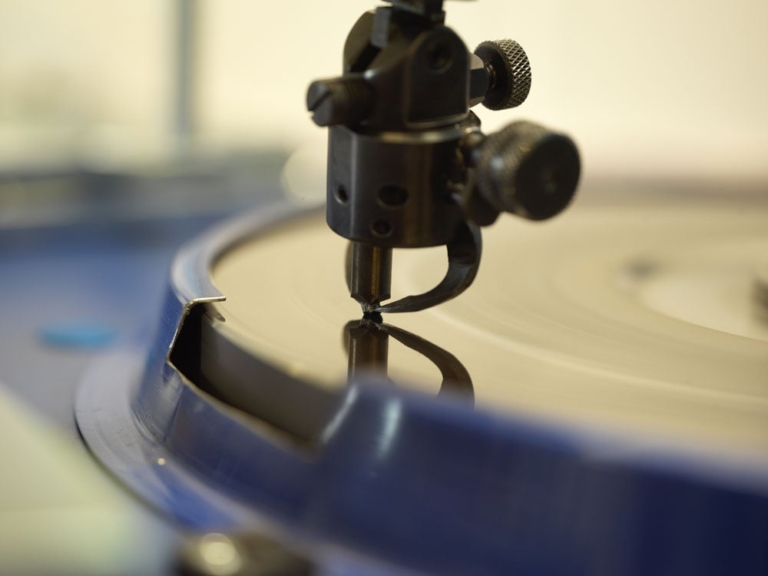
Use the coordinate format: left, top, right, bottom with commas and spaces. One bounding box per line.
1, 0, 767, 187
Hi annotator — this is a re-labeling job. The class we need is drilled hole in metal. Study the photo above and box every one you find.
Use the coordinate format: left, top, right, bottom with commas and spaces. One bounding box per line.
371, 220, 393, 238
378, 185, 408, 207
426, 41, 454, 73
335, 185, 349, 204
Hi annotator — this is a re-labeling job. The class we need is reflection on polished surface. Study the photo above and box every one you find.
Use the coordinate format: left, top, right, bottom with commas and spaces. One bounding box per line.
344, 315, 473, 404
195, 302, 474, 444
209, 205, 768, 456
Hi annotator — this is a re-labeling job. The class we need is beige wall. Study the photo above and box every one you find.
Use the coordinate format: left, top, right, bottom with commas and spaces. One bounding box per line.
0, 0, 767, 178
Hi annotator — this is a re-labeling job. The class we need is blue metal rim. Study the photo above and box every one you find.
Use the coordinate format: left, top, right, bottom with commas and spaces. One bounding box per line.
76, 202, 768, 576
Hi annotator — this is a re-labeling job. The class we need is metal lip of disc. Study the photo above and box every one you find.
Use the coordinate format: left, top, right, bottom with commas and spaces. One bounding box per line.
76, 201, 768, 576
75, 202, 325, 529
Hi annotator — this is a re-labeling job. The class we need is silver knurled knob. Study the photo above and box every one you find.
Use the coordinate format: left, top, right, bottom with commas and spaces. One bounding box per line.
474, 39, 532, 110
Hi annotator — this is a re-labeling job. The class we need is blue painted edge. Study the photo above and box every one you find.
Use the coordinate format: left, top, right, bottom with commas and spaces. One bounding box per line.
76, 203, 768, 576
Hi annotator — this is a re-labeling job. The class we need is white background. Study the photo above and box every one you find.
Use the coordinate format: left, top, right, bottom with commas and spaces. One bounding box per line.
0, 0, 766, 179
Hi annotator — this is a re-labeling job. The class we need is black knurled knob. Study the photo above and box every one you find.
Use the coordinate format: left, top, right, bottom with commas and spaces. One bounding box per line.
474, 39, 531, 110
475, 121, 580, 221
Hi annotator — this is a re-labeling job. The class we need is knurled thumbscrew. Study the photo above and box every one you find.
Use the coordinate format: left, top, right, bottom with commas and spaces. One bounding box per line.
474, 39, 532, 111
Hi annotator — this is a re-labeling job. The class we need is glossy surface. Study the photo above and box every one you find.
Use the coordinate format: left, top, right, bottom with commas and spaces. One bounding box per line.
210, 203, 768, 456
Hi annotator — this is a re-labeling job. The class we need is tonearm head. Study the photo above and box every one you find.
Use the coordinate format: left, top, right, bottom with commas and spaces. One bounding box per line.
307, 0, 580, 314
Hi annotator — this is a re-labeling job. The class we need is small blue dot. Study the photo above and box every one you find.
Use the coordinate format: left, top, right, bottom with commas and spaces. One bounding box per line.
39, 323, 116, 349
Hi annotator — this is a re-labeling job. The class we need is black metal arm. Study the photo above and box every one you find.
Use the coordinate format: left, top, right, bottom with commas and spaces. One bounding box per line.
308, 0, 581, 313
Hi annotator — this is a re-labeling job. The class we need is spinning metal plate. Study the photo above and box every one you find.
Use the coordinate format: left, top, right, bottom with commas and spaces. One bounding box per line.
207, 202, 768, 456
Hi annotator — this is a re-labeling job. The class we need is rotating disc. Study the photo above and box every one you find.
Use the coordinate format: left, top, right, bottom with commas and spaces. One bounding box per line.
204, 200, 768, 455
